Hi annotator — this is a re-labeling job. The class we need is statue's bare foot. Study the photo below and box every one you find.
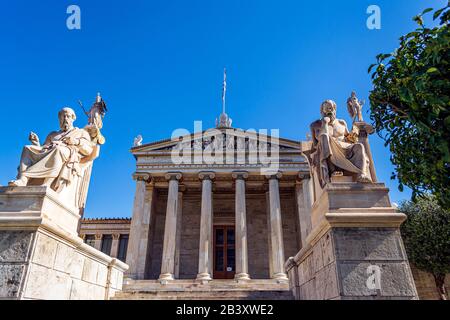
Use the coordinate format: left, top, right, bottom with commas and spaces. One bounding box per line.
357, 174, 372, 183
332, 171, 344, 177
8, 177, 28, 187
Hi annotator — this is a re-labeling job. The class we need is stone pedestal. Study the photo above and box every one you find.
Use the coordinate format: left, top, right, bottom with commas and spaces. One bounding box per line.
285, 183, 418, 300
0, 186, 128, 300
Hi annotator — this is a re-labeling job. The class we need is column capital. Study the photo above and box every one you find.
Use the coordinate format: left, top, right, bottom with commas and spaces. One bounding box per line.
112, 233, 121, 240
298, 172, 311, 180
265, 172, 282, 180
198, 171, 215, 180
80, 234, 86, 240
232, 171, 249, 180
94, 233, 102, 240
132, 172, 151, 182
165, 172, 182, 181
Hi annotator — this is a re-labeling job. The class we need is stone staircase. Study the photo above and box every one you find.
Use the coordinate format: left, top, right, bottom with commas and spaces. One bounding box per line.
112, 279, 294, 300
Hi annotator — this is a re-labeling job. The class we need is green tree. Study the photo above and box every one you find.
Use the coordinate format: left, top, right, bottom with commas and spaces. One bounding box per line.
400, 196, 450, 300
368, 4, 450, 209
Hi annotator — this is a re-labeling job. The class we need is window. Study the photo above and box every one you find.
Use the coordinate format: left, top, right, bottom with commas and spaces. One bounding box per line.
100, 234, 112, 255
117, 234, 129, 262
85, 234, 95, 247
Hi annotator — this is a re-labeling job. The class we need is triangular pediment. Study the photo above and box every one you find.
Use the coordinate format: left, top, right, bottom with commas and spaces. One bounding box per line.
131, 127, 302, 154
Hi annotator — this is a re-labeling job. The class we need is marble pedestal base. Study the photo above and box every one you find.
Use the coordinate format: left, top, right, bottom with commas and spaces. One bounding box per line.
0, 186, 128, 300
285, 183, 418, 300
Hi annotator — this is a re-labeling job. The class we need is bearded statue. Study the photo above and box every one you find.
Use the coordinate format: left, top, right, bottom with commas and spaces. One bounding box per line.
310, 100, 372, 187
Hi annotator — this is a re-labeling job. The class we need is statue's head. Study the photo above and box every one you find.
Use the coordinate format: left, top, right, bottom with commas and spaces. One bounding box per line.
58, 107, 76, 132
320, 100, 337, 121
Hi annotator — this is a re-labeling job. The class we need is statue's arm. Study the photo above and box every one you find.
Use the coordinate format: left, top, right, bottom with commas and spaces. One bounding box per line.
340, 120, 350, 136
76, 131, 95, 156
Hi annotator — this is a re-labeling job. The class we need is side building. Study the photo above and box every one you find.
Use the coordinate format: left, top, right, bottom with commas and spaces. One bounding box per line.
80, 218, 131, 262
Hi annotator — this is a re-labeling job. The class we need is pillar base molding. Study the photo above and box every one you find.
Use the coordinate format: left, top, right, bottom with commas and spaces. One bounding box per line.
234, 273, 251, 282
196, 273, 212, 283
158, 273, 175, 285
272, 273, 289, 283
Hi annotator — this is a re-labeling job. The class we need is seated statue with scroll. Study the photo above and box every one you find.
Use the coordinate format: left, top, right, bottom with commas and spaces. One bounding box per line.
310, 99, 372, 187
9, 94, 107, 211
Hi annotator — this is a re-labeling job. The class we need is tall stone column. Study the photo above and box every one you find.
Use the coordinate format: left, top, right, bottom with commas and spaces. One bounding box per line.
159, 172, 182, 283
266, 173, 288, 282
232, 171, 250, 281
197, 171, 215, 282
126, 172, 155, 280
296, 173, 314, 248
94, 233, 102, 251
111, 233, 120, 258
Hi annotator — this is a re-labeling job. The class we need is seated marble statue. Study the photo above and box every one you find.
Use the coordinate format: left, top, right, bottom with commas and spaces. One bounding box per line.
310, 100, 372, 187
9, 107, 97, 193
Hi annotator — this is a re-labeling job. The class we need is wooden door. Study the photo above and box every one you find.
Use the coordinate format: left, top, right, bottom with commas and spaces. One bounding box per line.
213, 226, 235, 279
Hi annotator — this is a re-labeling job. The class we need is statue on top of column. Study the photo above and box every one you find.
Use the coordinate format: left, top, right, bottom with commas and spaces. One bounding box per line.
309, 99, 372, 187
8, 93, 107, 211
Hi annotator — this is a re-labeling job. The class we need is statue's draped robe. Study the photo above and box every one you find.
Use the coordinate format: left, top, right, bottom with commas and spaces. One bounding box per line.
311, 119, 371, 187
18, 127, 94, 191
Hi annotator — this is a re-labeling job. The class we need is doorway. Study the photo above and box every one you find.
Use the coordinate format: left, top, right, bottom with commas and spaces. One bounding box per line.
213, 226, 235, 279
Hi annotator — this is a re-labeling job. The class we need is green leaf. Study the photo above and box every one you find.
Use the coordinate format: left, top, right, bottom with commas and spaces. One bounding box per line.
421, 8, 433, 15
427, 67, 439, 73
433, 8, 445, 20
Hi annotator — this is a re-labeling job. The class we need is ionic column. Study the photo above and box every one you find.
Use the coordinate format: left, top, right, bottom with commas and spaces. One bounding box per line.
111, 233, 120, 258
159, 172, 182, 283
126, 173, 154, 280
296, 173, 314, 248
232, 171, 250, 281
94, 233, 102, 251
196, 171, 215, 282
266, 173, 288, 282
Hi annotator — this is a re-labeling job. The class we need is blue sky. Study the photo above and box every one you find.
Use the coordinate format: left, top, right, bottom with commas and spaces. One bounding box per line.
0, 0, 445, 218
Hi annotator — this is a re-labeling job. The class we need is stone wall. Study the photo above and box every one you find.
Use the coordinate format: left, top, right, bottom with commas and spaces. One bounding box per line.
179, 196, 201, 279
288, 227, 418, 300
0, 229, 126, 300
410, 265, 450, 300
247, 195, 270, 278
147, 193, 166, 279
0, 186, 128, 300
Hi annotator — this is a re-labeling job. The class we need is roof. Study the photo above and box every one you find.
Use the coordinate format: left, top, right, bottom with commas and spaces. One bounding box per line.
81, 217, 131, 224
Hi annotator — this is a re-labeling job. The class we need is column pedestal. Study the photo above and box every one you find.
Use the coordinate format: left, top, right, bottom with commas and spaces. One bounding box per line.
285, 182, 418, 300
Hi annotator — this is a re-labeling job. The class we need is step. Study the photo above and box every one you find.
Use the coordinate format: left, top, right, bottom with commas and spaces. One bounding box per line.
112, 290, 294, 300
121, 279, 290, 292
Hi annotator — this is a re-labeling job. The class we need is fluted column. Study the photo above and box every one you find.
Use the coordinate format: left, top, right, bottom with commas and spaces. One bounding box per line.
111, 233, 120, 258
196, 171, 215, 282
94, 233, 102, 251
267, 173, 288, 282
296, 173, 314, 247
159, 172, 182, 283
232, 171, 250, 281
126, 172, 154, 280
